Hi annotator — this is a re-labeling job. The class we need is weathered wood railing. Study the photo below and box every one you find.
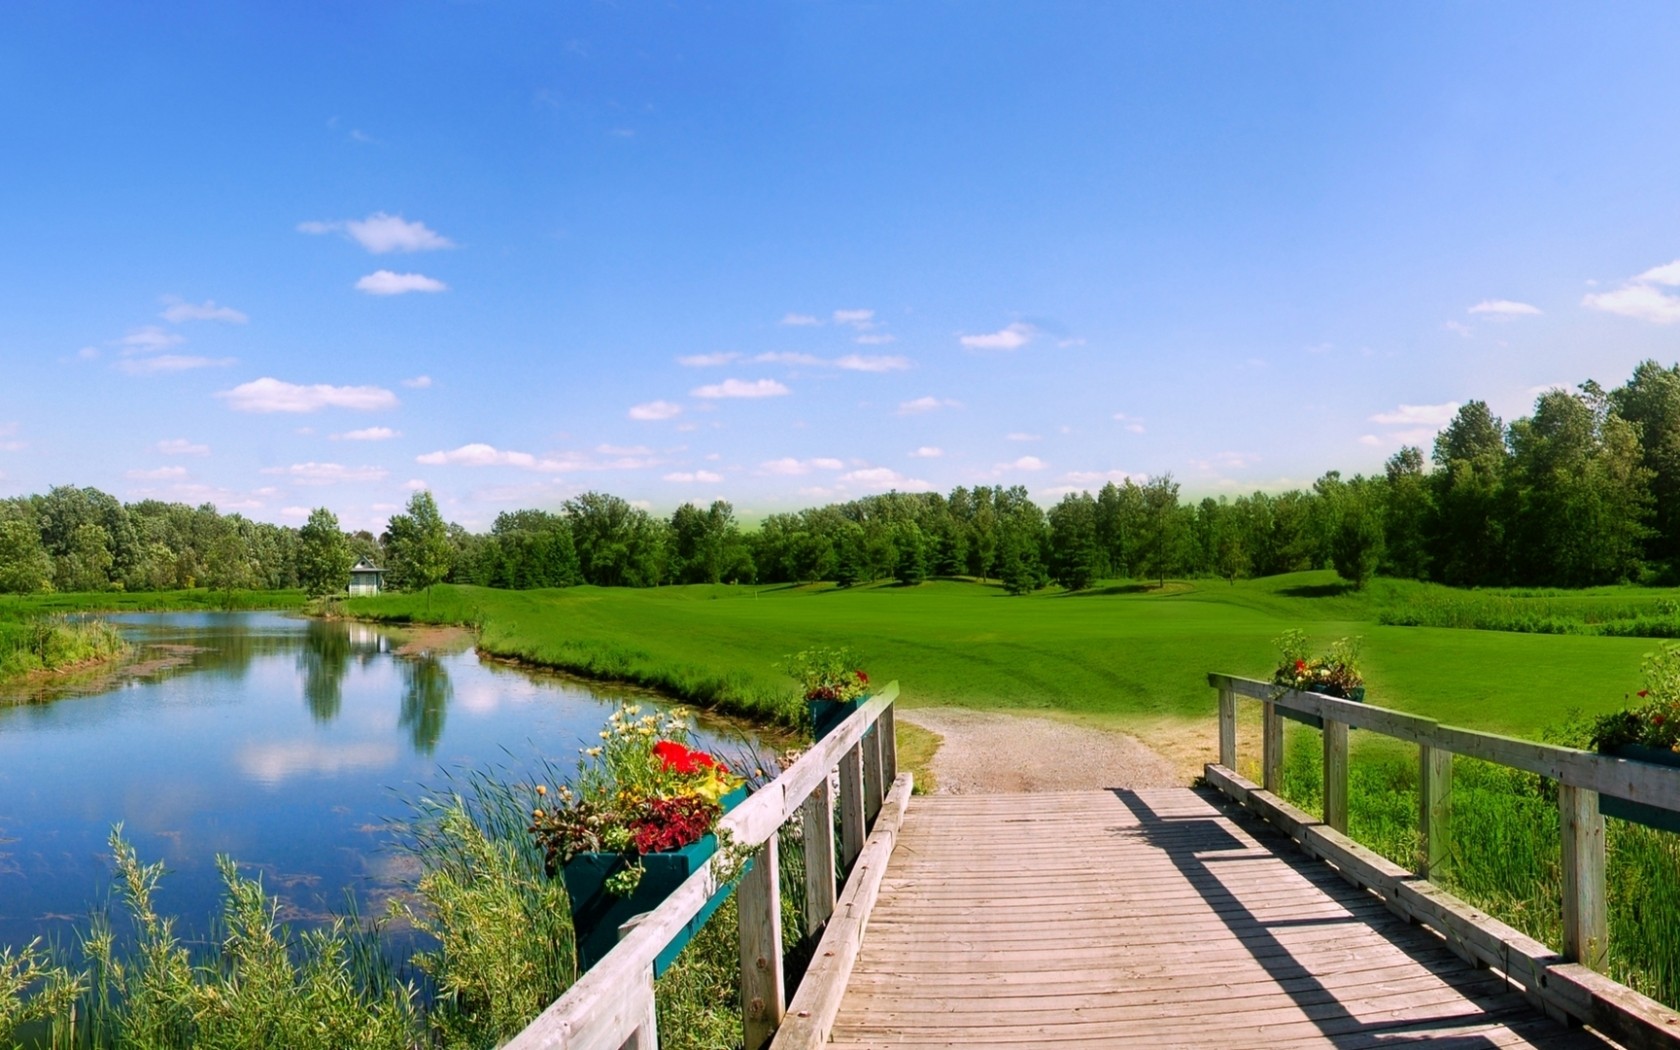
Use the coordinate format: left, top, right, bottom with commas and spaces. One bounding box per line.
506, 682, 906, 1050
1208, 673, 1680, 1048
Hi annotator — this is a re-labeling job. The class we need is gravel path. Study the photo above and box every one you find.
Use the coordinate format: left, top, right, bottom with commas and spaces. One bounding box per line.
898, 707, 1183, 794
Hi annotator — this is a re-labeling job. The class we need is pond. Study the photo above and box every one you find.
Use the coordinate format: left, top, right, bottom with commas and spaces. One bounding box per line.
0, 612, 762, 957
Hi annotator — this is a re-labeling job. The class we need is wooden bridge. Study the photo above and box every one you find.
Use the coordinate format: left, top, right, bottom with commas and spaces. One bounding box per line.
509, 680, 1680, 1050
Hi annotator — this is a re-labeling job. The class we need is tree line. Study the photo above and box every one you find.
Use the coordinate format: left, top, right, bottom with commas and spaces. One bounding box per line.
3, 359, 1678, 597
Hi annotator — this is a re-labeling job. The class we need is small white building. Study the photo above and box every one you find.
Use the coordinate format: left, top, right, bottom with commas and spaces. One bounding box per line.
348, 558, 385, 596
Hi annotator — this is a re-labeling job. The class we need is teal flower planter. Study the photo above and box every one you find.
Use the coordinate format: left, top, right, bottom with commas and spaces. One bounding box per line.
810, 696, 867, 740
1278, 684, 1365, 730
1600, 745, 1680, 834
562, 785, 749, 975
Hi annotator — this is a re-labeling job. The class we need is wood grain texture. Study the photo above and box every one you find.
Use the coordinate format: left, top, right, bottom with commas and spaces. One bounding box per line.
827, 788, 1612, 1049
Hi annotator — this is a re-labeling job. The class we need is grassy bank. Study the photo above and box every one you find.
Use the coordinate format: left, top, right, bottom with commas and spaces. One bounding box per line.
1376, 579, 1680, 637
348, 574, 1658, 750
0, 616, 128, 683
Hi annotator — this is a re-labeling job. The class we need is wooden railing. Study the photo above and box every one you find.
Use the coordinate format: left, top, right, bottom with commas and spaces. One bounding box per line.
1207, 673, 1680, 1048
506, 682, 905, 1050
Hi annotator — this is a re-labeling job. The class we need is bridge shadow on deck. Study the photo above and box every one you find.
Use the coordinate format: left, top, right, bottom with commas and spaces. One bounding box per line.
1107, 788, 1607, 1049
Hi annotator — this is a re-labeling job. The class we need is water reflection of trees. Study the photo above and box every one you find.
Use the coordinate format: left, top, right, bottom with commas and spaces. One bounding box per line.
298, 620, 352, 722
399, 654, 451, 754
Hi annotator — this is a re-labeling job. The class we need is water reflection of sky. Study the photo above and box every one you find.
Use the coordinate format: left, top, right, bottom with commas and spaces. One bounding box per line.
0, 612, 759, 953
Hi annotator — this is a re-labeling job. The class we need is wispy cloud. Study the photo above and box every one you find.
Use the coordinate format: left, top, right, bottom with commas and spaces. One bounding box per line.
333, 427, 400, 441
663, 470, 723, 483
118, 326, 184, 352
1112, 412, 1145, 434
118, 354, 236, 374
1063, 469, 1145, 486
300, 212, 455, 254
691, 378, 790, 399
218, 378, 399, 413
161, 298, 248, 324
960, 322, 1035, 351
998, 455, 1046, 472
754, 352, 826, 367
678, 352, 742, 367
1006, 432, 1042, 442
401, 375, 433, 389
760, 457, 845, 476
833, 309, 875, 328
1583, 260, 1680, 324
260, 462, 390, 484
840, 466, 930, 492
629, 400, 683, 421
356, 271, 448, 296
156, 438, 209, 456
125, 466, 188, 480
1369, 402, 1459, 426
909, 446, 943, 458
1443, 320, 1474, 338
897, 395, 958, 415
834, 354, 909, 372
1189, 451, 1261, 472
417, 444, 545, 468
853, 334, 897, 346
780, 313, 821, 327
1468, 299, 1541, 317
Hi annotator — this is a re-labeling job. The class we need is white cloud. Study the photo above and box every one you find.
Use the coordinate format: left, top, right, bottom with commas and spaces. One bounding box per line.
909, 446, 943, 458
218, 378, 399, 413
1006, 432, 1042, 442
1468, 299, 1541, 317
960, 322, 1035, 351
810, 457, 845, 470
762, 458, 809, 476
1444, 320, 1474, 337
629, 400, 683, 421
401, 375, 433, 388
1064, 469, 1145, 486
417, 444, 542, 469
1002, 456, 1045, 472
780, 313, 821, 326
280, 506, 311, 520
854, 333, 897, 346
833, 309, 875, 328
597, 443, 653, 456
356, 270, 448, 295
664, 470, 723, 483
897, 395, 957, 415
301, 212, 455, 253
334, 427, 400, 441
1359, 435, 1383, 447
161, 298, 248, 323
260, 462, 390, 484
118, 354, 236, 374
1369, 402, 1460, 426
691, 378, 790, 399
119, 326, 185, 352
404, 479, 429, 491
156, 438, 210, 456
753, 352, 826, 367
835, 354, 909, 372
1636, 260, 1680, 286
679, 352, 742, 367
1189, 451, 1262, 472
1111, 412, 1146, 435
76, 346, 100, 360
1584, 282, 1680, 324
126, 466, 188, 480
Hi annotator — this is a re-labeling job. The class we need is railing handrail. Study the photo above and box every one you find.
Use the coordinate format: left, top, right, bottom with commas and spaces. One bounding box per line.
506, 681, 901, 1050
1208, 673, 1680, 808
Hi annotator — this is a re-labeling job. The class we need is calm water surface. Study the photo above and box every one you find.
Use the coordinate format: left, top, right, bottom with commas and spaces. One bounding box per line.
0, 612, 758, 953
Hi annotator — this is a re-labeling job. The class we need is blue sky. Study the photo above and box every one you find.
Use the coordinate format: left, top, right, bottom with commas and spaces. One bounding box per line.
4, 2, 1680, 531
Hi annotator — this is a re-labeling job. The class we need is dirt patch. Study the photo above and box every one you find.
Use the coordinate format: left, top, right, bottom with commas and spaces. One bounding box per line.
390, 624, 477, 658
897, 708, 1185, 794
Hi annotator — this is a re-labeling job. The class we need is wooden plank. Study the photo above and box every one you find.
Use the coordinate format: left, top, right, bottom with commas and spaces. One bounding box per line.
739, 834, 784, 1050
622, 965, 657, 1050
1261, 698, 1283, 792
1322, 717, 1348, 833
1544, 963, 1680, 1050
838, 741, 865, 871
1218, 684, 1236, 768
878, 702, 897, 787
800, 775, 837, 937
861, 723, 883, 826
1420, 743, 1452, 881
771, 774, 912, 1050
1560, 783, 1608, 972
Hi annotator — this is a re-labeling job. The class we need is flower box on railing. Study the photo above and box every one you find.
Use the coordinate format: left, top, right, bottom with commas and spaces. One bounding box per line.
1278, 685, 1366, 730
811, 696, 869, 740
563, 785, 750, 974
1600, 744, 1680, 834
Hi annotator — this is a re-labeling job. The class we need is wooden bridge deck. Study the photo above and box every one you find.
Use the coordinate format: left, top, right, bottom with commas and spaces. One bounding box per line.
826, 788, 1612, 1049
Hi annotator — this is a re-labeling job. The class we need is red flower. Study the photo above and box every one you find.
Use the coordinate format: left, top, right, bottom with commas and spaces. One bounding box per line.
652, 739, 725, 776
1655, 714, 1667, 726
629, 795, 720, 853
1638, 690, 1650, 698
1294, 660, 1307, 673
856, 670, 869, 684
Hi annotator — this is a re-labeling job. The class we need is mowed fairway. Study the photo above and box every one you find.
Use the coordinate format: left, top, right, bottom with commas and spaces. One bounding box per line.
351, 571, 1659, 764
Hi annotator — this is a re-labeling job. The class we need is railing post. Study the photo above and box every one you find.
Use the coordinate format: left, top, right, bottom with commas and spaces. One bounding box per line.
1322, 718, 1348, 833
862, 723, 884, 825
1262, 698, 1284, 792
1419, 744, 1453, 881
617, 920, 658, 1050
838, 741, 865, 871
1560, 783, 1608, 971
1218, 684, 1236, 769
879, 702, 898, 787
800, 774, 837, 937
739, 834, 784, 1050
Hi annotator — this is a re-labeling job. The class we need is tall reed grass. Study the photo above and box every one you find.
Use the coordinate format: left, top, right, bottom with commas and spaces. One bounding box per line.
0, 616, 128, 683
1378, 588, 1680, 638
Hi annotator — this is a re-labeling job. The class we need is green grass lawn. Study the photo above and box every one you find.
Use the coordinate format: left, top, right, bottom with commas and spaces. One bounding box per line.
348, 572, 1659, 759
